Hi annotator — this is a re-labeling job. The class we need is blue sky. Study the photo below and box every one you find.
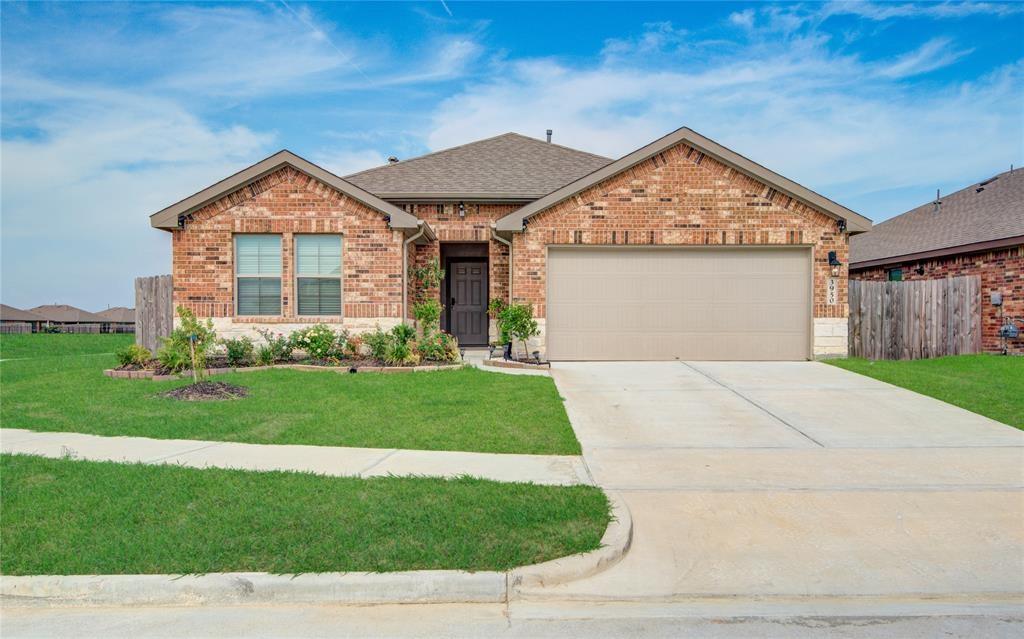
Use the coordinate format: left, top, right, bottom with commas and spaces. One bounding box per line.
2, 1, 1022, 310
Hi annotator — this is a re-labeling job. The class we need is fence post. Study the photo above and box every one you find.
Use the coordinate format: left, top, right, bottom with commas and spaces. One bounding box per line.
135, 275, 173, 354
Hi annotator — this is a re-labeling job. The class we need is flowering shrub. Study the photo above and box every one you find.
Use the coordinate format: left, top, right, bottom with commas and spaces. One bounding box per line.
417, 331, 460, 362
288, 325, 354, 360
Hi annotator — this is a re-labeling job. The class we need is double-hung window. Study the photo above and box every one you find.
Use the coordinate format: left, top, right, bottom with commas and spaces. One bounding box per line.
296, 235, 342, 316
235, 235, 282, 316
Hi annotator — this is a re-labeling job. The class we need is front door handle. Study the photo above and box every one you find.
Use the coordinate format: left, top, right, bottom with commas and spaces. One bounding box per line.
451, 297, 456, 306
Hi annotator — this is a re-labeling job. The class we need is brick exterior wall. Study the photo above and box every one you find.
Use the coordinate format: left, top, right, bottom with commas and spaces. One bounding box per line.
404, 202, 515, 319
171, 167, 404, 336
851, 244, 1024, 354
511, 141, 850, 356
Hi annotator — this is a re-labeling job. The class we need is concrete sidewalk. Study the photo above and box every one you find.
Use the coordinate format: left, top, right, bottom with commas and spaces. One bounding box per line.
0, 429, 591, 486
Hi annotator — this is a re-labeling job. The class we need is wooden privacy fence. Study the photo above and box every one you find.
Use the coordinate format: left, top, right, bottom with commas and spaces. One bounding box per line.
135, 275, 173, 353
849, 276, 981, 360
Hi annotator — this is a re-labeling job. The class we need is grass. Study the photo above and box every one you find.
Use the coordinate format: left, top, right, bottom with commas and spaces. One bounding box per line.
826, 354, 1023, 429
0, 333, 133, 360
0, 334, 580, 455
0, 454, 611, 575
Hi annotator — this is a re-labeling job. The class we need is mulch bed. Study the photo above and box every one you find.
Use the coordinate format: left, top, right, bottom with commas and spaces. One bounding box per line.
160, 381, 249, 401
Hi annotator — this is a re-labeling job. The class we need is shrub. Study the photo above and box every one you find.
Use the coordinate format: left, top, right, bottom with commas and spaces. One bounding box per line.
156, 307, 217, 376
363, 326, 391, 361
385, 338, 420, 366
255, 345, 275, 367
289, 324, 338, 360
498, 303, 539, 360
488, 299, 510, 344
222, 336, 254, 367
417, 331, 460, 362
412, 299, 442, 334
255, 328, 293, 362
114, 344, 152, 368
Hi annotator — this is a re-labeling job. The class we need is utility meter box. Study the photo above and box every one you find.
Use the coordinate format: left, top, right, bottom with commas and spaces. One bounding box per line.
991, 292, 1003, 306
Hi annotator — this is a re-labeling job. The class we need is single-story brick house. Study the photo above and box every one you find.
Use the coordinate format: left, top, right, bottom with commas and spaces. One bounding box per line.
29, 304, 109, 334
150, 127, 871, 360
0, 304, 46, 333
850, 168, 1023, 355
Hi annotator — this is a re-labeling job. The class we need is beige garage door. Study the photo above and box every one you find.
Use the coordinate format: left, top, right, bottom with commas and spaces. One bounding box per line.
546, 247, 811, 361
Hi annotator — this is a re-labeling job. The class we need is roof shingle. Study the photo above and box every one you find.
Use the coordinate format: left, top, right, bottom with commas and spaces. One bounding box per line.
344, 133, 612, 200
851, 168, 1024, 266
0, 305, 46, 322
29, 304, 108, 323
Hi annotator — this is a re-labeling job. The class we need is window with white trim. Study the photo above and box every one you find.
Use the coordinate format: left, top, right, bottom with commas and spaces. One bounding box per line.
296, 235, 342, 316
235, 235, 281, 316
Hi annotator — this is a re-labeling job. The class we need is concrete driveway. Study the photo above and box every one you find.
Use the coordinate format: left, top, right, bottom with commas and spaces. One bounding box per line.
521, 361, 1024, 609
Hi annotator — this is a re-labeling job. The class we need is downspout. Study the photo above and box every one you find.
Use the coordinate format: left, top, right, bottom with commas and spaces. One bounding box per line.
490, 225, 513, 303
402, 222, 427, 322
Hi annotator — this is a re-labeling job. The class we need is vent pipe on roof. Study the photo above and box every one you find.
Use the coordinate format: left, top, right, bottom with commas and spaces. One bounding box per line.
546, 129, 552, 143
388, 156, 399, 164
933, 188, 941, 214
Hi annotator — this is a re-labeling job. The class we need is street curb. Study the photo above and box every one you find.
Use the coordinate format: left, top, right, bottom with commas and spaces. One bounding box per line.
509, 491, 632, 592
0, 494, 631, 607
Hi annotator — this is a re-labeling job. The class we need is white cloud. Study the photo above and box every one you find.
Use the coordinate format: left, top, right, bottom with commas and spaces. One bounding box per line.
316, 149, 389, 176
876, 37, 973, 78
426, 29, 1022, 221
821, 1, 1024, 21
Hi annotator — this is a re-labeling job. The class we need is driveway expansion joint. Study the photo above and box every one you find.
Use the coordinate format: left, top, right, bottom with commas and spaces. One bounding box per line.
679, 361, 826, 448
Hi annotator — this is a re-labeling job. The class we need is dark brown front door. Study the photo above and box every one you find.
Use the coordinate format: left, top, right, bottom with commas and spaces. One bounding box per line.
449, 261, 488, 345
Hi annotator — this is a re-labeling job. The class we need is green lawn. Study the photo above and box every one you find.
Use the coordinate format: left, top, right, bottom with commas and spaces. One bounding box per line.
0, 333, 133, 360
0, 454, 610, 575
0, 334, 580, 454
826, 354, 1023, 429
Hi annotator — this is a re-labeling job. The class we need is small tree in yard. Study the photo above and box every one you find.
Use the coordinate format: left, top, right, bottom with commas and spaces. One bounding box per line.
499, 303, 539, 361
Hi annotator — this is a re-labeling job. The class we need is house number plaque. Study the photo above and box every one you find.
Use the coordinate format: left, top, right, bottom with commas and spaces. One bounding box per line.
827, 278, 838, 305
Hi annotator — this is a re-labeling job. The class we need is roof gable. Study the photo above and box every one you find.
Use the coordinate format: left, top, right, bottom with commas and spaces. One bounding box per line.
0, 304, 46, 322
496, 127, 870, 234
344, 133, 612, 200
851, 168, 1024, 267
29, 304, 107, 323
150, 151, 420, 231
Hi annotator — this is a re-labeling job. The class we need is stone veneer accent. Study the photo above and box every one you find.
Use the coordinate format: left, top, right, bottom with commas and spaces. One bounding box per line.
851, 244, 1023, 354
813, 318, 849, 358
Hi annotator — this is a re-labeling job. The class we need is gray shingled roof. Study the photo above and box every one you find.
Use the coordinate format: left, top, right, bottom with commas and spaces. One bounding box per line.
851, 169, 1024, 266
95, 307, 135, 323
345, 133, 612, 200
29, 304, 107, 323
0, 304, 45, 322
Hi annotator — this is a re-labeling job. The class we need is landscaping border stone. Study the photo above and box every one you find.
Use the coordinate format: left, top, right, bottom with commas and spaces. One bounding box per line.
0, 493, 631, 607
482, 358, 551, 370
103, 363, 465, 381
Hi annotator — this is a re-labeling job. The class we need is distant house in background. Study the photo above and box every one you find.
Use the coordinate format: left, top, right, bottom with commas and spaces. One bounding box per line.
95, 307, 136, 333
28, 304, 108, 334
0, 305, 46, 334
850, 168, 1023, 354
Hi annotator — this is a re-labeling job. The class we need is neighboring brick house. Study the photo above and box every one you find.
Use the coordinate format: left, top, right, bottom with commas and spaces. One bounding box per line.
850, 169, 1024, 355
150, 127, 871, 360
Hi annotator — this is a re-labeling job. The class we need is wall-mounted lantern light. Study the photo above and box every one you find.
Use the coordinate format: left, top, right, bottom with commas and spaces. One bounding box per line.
828, 250, 842, 277
458, 201, 466, 217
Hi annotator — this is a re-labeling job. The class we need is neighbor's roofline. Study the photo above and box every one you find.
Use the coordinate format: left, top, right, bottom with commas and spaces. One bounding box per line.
850, 234, 1024, 270
495, 127, 872, 234
149, 150, 421, 231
